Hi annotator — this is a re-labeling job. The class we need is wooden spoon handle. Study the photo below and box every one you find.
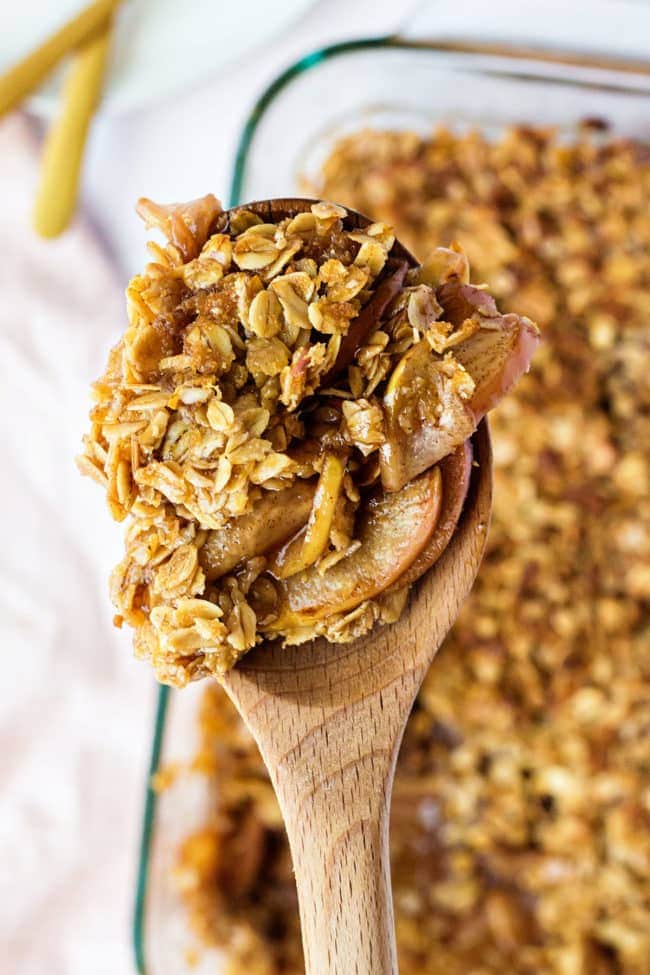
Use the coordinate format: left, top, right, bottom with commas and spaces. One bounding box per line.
285, 787, 397, 975
268, 731, 400, 975
229, 637, 410, 974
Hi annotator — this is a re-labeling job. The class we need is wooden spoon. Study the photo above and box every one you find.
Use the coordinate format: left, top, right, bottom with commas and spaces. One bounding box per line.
220, 198, 493, 975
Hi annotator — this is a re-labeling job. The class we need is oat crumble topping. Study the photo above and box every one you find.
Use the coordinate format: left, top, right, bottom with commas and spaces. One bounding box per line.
78, 196, 537, 684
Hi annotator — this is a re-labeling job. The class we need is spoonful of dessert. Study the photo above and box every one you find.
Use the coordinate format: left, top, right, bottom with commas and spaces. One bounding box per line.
78, 195, 539, 974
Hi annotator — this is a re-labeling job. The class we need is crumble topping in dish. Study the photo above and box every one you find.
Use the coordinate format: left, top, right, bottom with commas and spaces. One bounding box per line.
164, 125, 649, 975
78, 196, 537, 685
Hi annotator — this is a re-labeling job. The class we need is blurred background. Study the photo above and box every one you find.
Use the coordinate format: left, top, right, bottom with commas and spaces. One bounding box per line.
1, 2, 648, 975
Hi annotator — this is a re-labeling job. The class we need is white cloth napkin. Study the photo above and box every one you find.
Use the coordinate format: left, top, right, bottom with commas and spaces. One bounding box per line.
0, 114, 155, 975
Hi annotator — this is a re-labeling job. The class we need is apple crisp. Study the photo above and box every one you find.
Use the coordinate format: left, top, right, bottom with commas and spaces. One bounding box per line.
170, 125, 650, 974
78, 196, 537, 685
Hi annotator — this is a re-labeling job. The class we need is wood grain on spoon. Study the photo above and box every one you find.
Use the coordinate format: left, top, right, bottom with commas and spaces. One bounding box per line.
218, 199, 493, 975
222, 424, 491, 975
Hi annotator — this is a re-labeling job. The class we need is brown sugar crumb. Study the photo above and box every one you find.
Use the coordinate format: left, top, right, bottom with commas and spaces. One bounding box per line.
172, 125, 650, 975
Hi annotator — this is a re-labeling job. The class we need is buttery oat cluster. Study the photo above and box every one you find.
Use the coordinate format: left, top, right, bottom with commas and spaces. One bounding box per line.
172, 127, 650, 975
79, 196, 536, 684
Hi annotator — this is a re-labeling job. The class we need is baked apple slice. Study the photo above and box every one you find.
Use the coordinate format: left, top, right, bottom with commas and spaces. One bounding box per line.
269, 453, 346, 579
264, 466, 442, 629
437, 280, 540, 416
380, 286, 539, 492
386, 441, 472, 592
452, 314, 540, 417
379, 339, 475, 493
199, 480, 316, 580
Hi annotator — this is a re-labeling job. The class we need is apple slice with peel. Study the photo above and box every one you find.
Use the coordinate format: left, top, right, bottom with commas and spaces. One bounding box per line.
199, 480, 316, 581
380, 285, 539, 492
379, 340, 475, 493
386, 441, 472, 593
263, 466, 442, 629
436, 280, 499, 323
452, 313, 541, 417
437, 280, 540, 417
269, 453, 346, 579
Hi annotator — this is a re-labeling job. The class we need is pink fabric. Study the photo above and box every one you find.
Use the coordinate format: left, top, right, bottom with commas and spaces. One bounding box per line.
0, 114, 154, 975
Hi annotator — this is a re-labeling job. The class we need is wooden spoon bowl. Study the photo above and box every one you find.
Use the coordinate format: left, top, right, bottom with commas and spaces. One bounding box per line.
221, 199, 493, 975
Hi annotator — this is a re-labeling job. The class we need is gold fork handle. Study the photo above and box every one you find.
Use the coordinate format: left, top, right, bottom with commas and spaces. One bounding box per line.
0, 0, 121, 119
33, 24, 113, 238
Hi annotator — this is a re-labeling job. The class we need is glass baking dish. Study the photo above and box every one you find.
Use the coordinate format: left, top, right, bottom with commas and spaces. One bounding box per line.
133, 27, 650, 975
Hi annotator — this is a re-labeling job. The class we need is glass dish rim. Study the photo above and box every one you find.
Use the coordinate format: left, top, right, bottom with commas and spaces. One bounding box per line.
132, 32, 650, 975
